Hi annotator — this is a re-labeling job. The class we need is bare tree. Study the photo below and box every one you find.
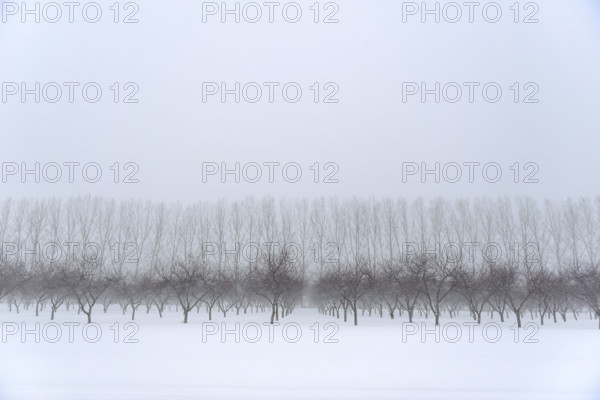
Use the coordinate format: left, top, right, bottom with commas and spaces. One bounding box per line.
248, 247, 303, 324
383, 259, 421, 322
417, 256, 456, 326
569, 263, 600, 329
162, 258, 209, 323
115, 272, 149, 321
319, 260, 372, 325
0, 261, 28, 304
59, 261, 117, 323
494, 262, 534, 328
453, 263, 493, 324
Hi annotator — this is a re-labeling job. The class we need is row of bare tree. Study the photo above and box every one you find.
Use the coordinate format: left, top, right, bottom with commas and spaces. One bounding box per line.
0, 250, 304, 324
2, 196, 600, 275
1, 251, 599, 328
314, 258, 600, 328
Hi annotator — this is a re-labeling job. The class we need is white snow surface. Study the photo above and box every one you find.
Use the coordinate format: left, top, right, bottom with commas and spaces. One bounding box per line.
0, 307, 598, 400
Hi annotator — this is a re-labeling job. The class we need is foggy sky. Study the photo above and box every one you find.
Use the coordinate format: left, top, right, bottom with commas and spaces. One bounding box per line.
1, 0, 599, 203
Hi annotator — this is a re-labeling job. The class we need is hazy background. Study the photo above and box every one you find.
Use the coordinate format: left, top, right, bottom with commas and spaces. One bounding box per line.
1, 0, 599, 203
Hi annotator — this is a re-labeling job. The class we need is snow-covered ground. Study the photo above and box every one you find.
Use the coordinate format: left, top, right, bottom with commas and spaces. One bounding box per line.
0, 307, 598, 400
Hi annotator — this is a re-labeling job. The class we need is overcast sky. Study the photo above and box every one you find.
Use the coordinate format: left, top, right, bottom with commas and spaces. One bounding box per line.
1, 0, 599, 203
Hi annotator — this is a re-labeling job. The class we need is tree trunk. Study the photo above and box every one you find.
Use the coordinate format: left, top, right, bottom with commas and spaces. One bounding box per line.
270, 304, 276, 324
